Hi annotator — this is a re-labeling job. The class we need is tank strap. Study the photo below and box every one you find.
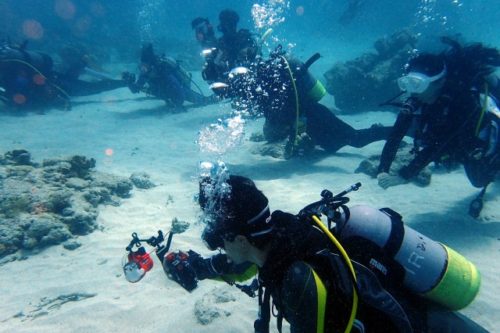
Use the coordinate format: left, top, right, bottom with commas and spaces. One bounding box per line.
380, 208, 405, 258
255, 285, 271, 333
353, 261, 414, 333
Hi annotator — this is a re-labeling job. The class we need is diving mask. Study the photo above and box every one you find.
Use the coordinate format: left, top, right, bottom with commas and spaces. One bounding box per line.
398, 66, 446, 94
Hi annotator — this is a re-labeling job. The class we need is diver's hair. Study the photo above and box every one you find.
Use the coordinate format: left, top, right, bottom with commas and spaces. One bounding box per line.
140, 43, 156, 64
440, 37, 500, 91
191, 17, 209, 29
219, 9, 239, 26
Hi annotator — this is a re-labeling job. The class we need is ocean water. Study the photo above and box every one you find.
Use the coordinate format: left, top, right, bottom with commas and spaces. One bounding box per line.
1, 1, 499, 332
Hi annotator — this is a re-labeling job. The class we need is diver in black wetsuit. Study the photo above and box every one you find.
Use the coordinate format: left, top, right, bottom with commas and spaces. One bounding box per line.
160, 173, 488, 333
0, 41, 125, 110
122, 43, 213, 109
376, 38, 500, 217
211, 47, 391, 158
201, 9, 261, 83
54, 44, 126, 98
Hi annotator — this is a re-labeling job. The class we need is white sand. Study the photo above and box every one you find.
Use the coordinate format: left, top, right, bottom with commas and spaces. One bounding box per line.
0, 85, 498, 333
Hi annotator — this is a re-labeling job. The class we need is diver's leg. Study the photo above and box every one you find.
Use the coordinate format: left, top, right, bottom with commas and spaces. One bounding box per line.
163, 74, 185, 107
306, 102, 357, 153
349, 125, 393, 148
306, 102, 390, 152
184, 87, 211, 106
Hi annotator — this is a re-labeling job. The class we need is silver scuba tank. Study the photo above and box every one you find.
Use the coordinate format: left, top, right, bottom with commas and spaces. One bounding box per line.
335, 205, 480, 310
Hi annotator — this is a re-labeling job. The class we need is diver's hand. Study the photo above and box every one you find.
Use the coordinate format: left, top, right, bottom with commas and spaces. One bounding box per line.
284, 133, 314, 159
121, 71, 140, 93
377, 172, 408, 189
121, 71, 135, 84
162, 250, 198, 291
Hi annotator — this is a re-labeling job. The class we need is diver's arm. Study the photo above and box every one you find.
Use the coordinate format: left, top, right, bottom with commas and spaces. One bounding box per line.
377, 111, 413, 174
397, 145, 436, 180
132, 73, 147, 92
281, 261, 327, 333
189, 251, 255, 280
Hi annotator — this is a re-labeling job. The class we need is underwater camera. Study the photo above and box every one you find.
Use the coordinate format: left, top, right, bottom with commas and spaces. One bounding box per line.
122, 231, 172, 283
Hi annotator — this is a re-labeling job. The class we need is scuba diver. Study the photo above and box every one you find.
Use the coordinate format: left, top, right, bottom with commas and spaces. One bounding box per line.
191, 17, 217, 49
376, 37, 500, 217
201, 9, 261, 83
0, 40, 125, 110
210, 46, 392, 158
54, 44, 126, 97
132, 167, 487, 333
122, 43, 214, 109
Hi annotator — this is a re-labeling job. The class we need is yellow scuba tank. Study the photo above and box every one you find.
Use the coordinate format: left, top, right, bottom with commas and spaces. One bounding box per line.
290, 54, 326, 103
335, 205, 481, 310
299, 70, 326, 102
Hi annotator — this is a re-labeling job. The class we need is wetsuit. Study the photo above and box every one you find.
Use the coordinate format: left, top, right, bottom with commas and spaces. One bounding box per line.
0, 45, 68, 108
202, 29, 260, 83
378, 90, 498, 187
245, 56, 392, 153
131, 56, 207, 107
0, 44, 125, 109
192, 210, 488, 333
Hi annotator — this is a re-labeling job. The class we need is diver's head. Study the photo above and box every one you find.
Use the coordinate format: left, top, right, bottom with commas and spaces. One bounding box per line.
192, 17, 215, 43
200, 175, 272, 257
398, 53, 447, 103
140, 43, 156, 66
218, 9, 239, 35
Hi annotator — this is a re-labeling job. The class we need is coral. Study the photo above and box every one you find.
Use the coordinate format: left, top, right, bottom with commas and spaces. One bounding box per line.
194, 288, 236, 325
355, 143, 432, 186
130, 172, 156, 189
0, 149, 150, 260
171, 217, 190, 234
324, 30, 418, 113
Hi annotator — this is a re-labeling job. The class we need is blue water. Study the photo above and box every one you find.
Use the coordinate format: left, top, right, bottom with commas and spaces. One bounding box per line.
1, 1, 499, 332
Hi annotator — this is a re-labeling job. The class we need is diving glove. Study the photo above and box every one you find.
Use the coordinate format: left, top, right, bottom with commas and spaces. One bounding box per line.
284, 133, 314, 159
162, 250, 198, 291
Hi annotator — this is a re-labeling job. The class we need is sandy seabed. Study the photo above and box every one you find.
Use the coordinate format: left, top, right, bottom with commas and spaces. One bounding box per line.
0, 85, 498, 333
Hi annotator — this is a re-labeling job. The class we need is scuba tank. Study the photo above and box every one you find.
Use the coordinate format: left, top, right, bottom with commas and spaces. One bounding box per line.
160, 56, 192, 87
298, 53, 327, 102
334, 205, 481, 310
0, 43, 53, 76
287, 53, 326, 103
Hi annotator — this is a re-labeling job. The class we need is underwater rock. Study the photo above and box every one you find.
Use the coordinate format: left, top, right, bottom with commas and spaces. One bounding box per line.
252, 142, 287, 159
83, 187, 113, 207
355, 143, 432, 186
63, 239, 82, 250
324, 30, 417, 113
130, 172, 155, 189
68, 155, 96, 179
194, 287, 236, 325
64, 212, 98, 235
4, 149, 34, 166
0, 220, 24, 257
65, 177, 90, 190
91, 173, 133, 198
249, 132, 266, 142
0, 149, 143, 260
170, 217, 189, 234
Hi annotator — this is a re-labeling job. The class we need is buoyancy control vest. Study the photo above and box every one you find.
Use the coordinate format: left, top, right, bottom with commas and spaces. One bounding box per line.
334, 205, 481, 311
159, 56, 192, 88
256, 211, 413, 333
